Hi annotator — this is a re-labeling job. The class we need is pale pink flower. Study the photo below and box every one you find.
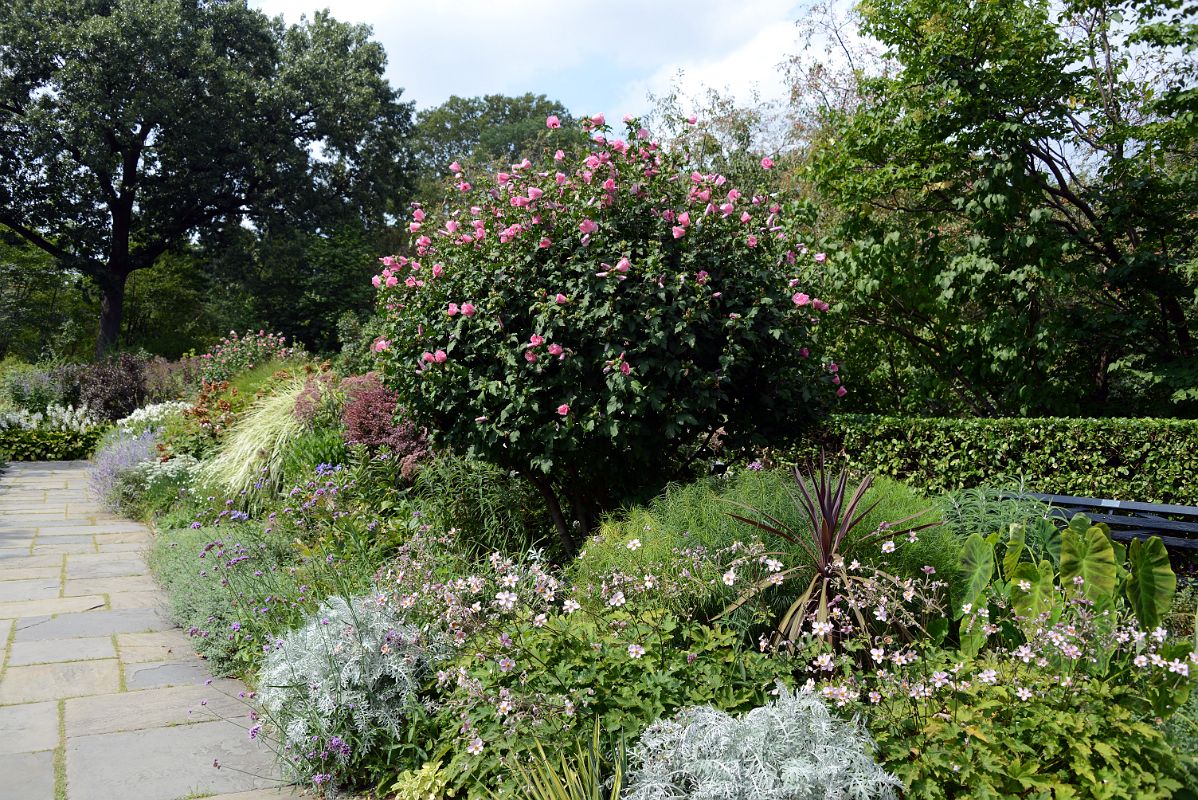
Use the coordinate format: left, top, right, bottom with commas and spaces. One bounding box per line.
530, 334, 544, 347
421, 351, 434, 363
527, 186, 544, 201
385, 276, 398, 288
461, 303, 476, 317
548, 343, 563, 357
615, 257, 631, 273
792, 292, 810, 306
579, 219, 598, 235
687, 115, 697, 124
432, 263, 444, 277
413, 208, 426, 222
761, 157, 774, 169
672, 225, 686, 239
814, 252, 827, 263
628, 644, 645, 659
433, 350, 447, 363
449, 161, 462, 174
373, 339, 390, 352
447, 303, 459, 316
525, 350, 537, 363
371, 275, 381, 288
497, 171, 510, 185
591, 113, 605, 126
546, 115, 561, 129
554, 149, 565, 161
746, 235, 758, 247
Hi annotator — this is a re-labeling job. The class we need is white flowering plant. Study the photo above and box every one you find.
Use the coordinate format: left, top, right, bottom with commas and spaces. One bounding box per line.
0, 402, 99, 432
114, 400, 191, 437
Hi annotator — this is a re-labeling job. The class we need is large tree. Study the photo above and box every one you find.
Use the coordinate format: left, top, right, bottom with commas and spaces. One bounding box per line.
807, 0, 1198, 416
0, 0, 412, 356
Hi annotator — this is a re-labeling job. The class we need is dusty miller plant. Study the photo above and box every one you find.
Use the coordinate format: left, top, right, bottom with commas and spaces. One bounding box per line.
623, 686, 899, 800
257, 592, 448, 789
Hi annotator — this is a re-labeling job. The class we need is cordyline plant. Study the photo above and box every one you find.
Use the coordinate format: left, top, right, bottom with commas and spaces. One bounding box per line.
725, 452, 940, 645
373, 113, 842, 554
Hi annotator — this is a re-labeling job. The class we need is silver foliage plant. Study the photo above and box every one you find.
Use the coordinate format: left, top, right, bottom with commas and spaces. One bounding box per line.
623, 686, 900, 800
257, 592, 448, 786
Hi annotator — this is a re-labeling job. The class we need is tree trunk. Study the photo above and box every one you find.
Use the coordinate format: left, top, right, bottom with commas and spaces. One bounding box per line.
528, 472, 578, 556
95, 268, 127, 358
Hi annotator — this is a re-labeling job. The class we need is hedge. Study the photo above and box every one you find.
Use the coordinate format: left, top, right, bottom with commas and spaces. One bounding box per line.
0, 428, 104, 461
774, 415, 1198, 506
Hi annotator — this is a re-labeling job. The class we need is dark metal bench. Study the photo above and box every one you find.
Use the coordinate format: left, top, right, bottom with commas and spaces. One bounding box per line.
1020, 493, 1198, 551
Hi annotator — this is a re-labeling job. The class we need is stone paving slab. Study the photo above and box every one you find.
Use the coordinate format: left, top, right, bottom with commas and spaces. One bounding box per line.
8, 635, 116, 666
0, 700, 59, 754
0, 462, 293, 800
0, 658, 121, 704
0, 750, 55, 800
66, 682, 247, 737
67, 720, 281, 800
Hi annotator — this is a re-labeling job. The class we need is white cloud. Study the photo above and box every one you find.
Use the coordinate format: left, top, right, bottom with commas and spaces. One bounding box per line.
252, 0, 807, 113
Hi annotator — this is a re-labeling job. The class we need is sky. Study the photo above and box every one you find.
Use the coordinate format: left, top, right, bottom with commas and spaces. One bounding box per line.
251, 0, 809, 116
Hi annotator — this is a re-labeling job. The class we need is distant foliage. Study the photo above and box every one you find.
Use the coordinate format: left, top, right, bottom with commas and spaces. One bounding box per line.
624, 687, 899, 800
200, 330, 302, 383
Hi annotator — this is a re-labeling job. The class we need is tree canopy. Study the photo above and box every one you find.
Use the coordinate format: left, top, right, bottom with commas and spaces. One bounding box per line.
0, 0, 413, 355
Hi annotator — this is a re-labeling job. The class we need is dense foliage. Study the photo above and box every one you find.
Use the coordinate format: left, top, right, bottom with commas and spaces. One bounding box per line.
795, 414, 1198, 503
374, 115, 837, 550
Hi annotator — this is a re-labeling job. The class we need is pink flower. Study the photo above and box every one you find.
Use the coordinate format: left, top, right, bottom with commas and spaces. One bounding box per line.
740, 211, 751, 224
433, 349, 447, 363
579, 219, 598, 235
591, 113, 605, 126
555, 171, 567, 185
380, 256, 396, 267
687, 115, 698, 124
461, 303, 476, 317
371, 275, 381, 288
456, 181, 472, 192
799, 347, 810, 358
421, 351, 434, 363
447, 160, 463, 174
620, 361, 631, 375
546, 115, 561, 129
554, 149, 565, 161
761, 157, 774, 169
528, 186, 544, 201
557, 404, 570, 416
814, 252, 827, 263
497, 171, 510, 184
747, 235, 758, 248
408, 221, 421, 233
447, 303, 459, 316
539, 236, 552, 249
525, 350, 538, 363
678, 211, 690, 227
792, 292, 810, 307
373, 339, 390, 352
623, 114, 633, 123
548, 343, 563, 356
432, 263, 444, 277
814, 299, 830, 312
413, 208, 426, 222
672, 225, 687, 239
385, 276, 398, 288
836, 386, 848, 397
530, 334, 544, 347
615, 257, 631, 273
555, 293, 567, 304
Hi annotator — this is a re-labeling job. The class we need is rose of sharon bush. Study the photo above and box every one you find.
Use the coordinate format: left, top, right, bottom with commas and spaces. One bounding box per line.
373, 115, 838, 551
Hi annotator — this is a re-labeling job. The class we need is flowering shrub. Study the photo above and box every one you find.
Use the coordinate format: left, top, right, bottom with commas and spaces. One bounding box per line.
257, 593, 448, 792
115, 400, 191, 437
0, 403, 98, 432
199, 329, 302, 383
341, 372, 429, 477
106, 455, 199, 519
374, 114, 839, 551
624, 686, 900, 800
90, 429, 159, 511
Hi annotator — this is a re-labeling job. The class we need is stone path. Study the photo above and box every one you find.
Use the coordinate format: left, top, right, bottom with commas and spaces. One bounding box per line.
0, 461, 305, 800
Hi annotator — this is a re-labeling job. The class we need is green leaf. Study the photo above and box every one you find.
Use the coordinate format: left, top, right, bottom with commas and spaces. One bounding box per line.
1059, 517, 1117, 608
959, 533, 995, 613
1002, 523, 1026, 578
1125, 537, 1176, 630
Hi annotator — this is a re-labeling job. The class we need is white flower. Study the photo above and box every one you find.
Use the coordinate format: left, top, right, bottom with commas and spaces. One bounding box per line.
1017, 580, 1031, 592
869, 647, 885, 662
500, 574, 519, 588
562, 599, 581, 614
628, 644, 645, 659
978, 669, 998, 684
722, 569, 736, 586
1152, 627, 1169, 643
497, 700, 513, 716
881, 541, 895, 554
813, 653, 835, 671
1169, 659, 1190, 677
608, 591, 626, 607
1015, 686, 1033, 701
533, 613, 548, 627
626, 539, 642, 551
811, 621, 834, 636
467, 737, 484, 755
764, 558, 783, 572
495, 591, 518, 611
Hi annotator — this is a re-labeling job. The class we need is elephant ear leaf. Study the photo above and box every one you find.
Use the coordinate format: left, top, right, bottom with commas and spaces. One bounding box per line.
1059, 521, 1117, 609
1031, 517, 1061, 565
1126, 537, 1176, 630
959, 533, 995, 614
1009, 560, 1053, 620
1002, 524, 1026, 579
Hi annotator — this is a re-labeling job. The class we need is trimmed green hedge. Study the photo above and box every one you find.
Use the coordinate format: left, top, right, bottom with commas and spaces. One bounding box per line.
777, 415, 1198, 505
0, 428, 104, 461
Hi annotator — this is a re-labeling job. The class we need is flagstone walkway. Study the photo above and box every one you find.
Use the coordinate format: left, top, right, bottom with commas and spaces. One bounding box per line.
0, 461, 304, 800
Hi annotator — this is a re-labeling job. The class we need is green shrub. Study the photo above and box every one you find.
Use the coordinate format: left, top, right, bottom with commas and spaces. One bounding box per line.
573, 469, 961, 612
279, 427, 349, 487
412, 453, 551, 557
1164, 690, 1198, 790
870, 674, 1185, 799
790, 415, 1198, 504
0, 427, 103, 460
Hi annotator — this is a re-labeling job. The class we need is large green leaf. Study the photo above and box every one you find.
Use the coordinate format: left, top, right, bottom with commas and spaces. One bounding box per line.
1059, 517, 1117, 608
1002, 523, 1026, 579
1010, 559, 1056, 620
1125, 537, 1176, 630
959, 533, 995, 613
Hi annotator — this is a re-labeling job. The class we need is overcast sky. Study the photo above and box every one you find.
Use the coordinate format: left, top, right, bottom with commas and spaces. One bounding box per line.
251, 0, 808, 116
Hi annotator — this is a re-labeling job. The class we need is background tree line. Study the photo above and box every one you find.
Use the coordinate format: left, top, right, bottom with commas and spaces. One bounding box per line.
1, 0, 1194, 418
